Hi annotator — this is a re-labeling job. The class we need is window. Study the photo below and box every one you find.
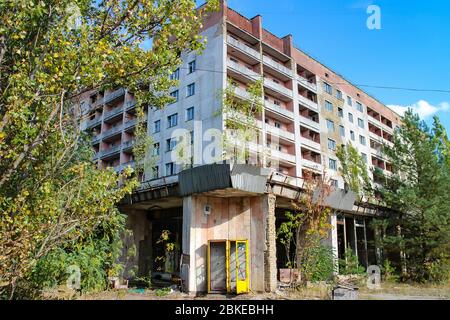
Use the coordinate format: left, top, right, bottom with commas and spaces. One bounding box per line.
348, 113, 354, 123
359, 135, 367, 146
165, 162, 175, 176
324, 82, 332, 95
170, 68, 180, 80
338, 107, 343, 118
356, 102, 363, 112
274, 100, 281, 106
339, 125, 345, 137
328, 139, 336, 151
358, 118, 365, 129
329, 158, 337, 171
336, 90, 343, 100
188, 60, 196, 74
230, 57, 238, 64
350, 130, 355, 141
152, 166, 159, 178
361, 153, 368, 163
186, 107, 194, 121
274, 121, 281, 129
153, 143, 160, 156
326, 119, 335, 132
347, 96, 352, 106
170, 90, 179, 102
168, 113, 178, 128
325, 100, 333, 112
166, 138, 177, 152
187, 83, 195, 97
154, 120, 161, 133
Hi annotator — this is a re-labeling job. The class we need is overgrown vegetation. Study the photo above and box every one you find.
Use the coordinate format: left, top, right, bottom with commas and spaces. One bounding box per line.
0, 0, 218, 299
375, 111, 450, 283
277, 173, 335, 284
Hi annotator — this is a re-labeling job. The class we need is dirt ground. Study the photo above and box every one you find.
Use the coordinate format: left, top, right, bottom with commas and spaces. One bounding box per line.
72, 282, 450, 300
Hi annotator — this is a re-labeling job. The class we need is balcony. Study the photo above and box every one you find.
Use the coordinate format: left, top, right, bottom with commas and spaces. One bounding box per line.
104, 105, 124, 122
124, 118, 137, 131
299, 115, 320, 131
102, 125, 123, 140
265, 124, 295, 141
104, 88, 125, 105
91, 133, 102, 144
263, 55, 292, 78
297, 74, 317, 92
122, 139, 135, 152
300, 136, 321, 152
86, 117, 102, 128
226, 35, 260, 60
265, 102, 293, 119
114, 160, 136, 173
301, 158, 323, 172
297, 94, 318, 111
227, 59, 260, 81
99, 144, 121, 158
268, 148, 296, 164
264, 78, 292, 98
233, 86, 251, 100
126, 101, 137, 112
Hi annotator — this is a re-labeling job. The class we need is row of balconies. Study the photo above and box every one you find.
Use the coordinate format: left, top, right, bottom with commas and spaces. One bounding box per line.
92, 119, 138, 144
226, 35, 318, 93
94, 139, 136, 160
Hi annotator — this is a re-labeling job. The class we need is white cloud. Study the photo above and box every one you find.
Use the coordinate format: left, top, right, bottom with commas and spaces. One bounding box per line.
387, 100, 450, 119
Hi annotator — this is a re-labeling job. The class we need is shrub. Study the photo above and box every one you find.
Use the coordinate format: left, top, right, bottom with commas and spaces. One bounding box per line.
338, 249, 365, 275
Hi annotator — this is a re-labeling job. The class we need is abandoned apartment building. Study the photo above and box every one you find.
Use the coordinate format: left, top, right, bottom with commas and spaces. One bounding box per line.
80, 1, 401, 294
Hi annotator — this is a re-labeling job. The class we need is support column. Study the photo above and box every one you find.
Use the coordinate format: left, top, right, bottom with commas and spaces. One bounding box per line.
263, 193, 277, 292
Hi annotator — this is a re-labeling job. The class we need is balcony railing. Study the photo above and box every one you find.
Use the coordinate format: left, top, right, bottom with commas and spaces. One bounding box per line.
263, 55, 292, 78
265, 102, 294, 119
102, 125, 123, 139
99, 144, 121, 158
104, 88, 125, 105
91, 134, 102, 144
124, 118, 137, 130
268, 149, 296, 164
299, 115, 320, 131
264, 78, 292, 97
226, 35, 260, 60
265, 124, 295, 141
297, 95, 318, 111
300, 136, 321, 151
227, 59, 260, 80
233, 86, 251, 100
122, 139, 135, 151
86, 117, 102, 128
301, 158, 323, 172
297, 74, 317, 92
126, 101, 137, 111
104, 105, 124, 121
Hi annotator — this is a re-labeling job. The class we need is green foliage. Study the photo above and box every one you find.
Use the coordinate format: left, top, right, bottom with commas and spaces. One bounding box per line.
338, 249, 366, 275
220, 79, 264, 163
381, 259, 398, 282
302, 242, 336, 282
376, 110, 450, 282
154, 287, 172, 297
0, 0, 218, 299
336, 143, 372, 197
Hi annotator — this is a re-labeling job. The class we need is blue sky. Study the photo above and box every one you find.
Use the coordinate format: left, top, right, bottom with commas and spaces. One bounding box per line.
220, 0, 450, 131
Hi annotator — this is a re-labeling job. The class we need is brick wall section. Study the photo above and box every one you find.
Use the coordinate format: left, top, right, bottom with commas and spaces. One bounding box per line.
264, 193, 277, 292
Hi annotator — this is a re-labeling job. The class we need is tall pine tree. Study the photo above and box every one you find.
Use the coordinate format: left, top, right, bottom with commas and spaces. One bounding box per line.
377, 110, 450, 282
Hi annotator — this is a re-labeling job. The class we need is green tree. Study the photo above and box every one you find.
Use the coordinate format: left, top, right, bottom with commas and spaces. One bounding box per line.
376, 110, 450, 282
0, 0, 218, 298
336, 143, 372, 198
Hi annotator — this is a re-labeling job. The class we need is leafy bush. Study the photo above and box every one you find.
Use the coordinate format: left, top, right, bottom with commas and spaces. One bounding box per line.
28, 212, 127, 294
302, 243, 336, 282
338, 249, 365, 275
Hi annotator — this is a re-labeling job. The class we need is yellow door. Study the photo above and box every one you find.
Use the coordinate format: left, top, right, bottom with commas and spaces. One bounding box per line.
235, 240, 249, 294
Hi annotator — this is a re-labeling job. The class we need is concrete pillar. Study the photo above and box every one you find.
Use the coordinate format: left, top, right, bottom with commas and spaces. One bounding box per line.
263, 193, 277, 292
